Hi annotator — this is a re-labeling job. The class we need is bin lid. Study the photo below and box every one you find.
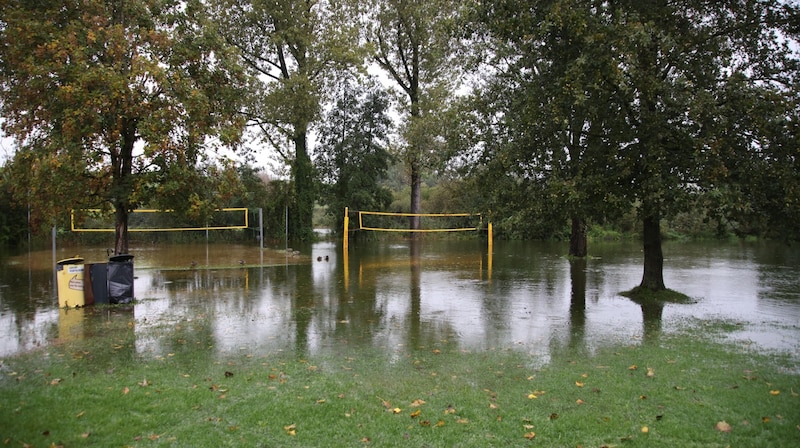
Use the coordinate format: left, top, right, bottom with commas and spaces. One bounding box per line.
109, 254, 134, 262
57, 257, 84, 265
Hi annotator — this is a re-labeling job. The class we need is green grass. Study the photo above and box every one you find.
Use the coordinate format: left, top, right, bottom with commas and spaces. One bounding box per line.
1, 318, 798, 447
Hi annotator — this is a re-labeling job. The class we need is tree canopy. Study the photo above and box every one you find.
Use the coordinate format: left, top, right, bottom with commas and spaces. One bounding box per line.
0, 0, 247, 253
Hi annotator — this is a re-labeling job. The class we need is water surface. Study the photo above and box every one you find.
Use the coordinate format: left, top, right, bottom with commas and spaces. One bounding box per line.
1, 240, 798, 363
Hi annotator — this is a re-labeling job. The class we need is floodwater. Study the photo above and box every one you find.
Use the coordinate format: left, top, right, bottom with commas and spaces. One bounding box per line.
1, 239, 799, 363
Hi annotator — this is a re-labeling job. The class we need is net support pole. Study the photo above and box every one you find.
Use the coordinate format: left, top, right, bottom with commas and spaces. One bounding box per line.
343, 207, 349, 252
488, 222, 493, 282
258, 208, 264, 248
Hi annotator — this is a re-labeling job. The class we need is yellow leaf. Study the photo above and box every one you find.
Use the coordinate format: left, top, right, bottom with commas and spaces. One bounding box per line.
581, 373, 588, 378
715, 421, 732, 433
646, 368, 655, 378
392, 407, 402, 414
575, 381, 585, 387
410, 399, 426, 407
456, 418, 469, 424
641, 426, 649, 433
489, 403, 499, 409
123, 387, 130, 395
576, 399, 585, 405
523, 431, 536, 440
762, 416, 771, 423
75, 411, 85, 418
436, 420, 445, 427
770, 390, 780, 396
410, 409, 421, 418
444, 405, 456, 414
527, 393, 538, 399
283, 423, 296, 436
629, 365, 638, 370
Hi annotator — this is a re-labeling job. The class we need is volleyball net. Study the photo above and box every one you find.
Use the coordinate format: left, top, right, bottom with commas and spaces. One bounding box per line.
356, 210, 483, 233
343, 207, 493, 250
70, 208, 264, 245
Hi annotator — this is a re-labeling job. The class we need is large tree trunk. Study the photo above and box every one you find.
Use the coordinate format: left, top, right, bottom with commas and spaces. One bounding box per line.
291, 132, 314, 241
640, 213, 665, 291
409, 159, 421, 233
114, 204, 129, 255
569, 216, 587, 257
112, 124, 136, 255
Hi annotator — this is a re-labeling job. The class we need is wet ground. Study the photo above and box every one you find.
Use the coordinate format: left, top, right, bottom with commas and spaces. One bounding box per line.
1, 239, 799, 363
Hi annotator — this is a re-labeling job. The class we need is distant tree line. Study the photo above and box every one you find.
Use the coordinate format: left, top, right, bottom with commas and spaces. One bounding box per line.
1, 0, 797, 292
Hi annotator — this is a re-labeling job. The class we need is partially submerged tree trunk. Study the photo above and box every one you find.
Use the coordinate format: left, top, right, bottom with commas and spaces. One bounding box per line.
409, 160, 421, 233
291, 131, 315, 241
639, 213, 665, 291
569, 216, 587, 258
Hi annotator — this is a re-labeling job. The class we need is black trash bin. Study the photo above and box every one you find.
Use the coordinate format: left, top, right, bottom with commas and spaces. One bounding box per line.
84, 262, 109, 305
108, 254, 134, 304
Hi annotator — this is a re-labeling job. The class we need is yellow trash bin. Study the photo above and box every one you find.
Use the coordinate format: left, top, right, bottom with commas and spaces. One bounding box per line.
57, 257, 85, 308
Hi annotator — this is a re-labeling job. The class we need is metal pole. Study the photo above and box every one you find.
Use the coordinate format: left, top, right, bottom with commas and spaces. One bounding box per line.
259, 207, 264, 248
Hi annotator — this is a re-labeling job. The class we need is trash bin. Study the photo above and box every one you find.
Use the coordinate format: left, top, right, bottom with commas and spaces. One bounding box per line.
57, 257, 85, 308
84, 262, 109, 305
108, 254, 134, 304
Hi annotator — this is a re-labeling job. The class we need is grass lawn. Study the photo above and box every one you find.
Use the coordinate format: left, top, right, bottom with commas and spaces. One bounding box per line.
1, 314, 798, 447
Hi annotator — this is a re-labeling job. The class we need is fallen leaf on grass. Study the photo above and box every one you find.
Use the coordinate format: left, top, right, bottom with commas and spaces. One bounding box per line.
628, 365, 638, 371
715, 421, 732, 433
123, 387, 130, 395
549, 413, 559, 420
762, 416, 771, 423
523, 431, 536, 440
646, 368, 655, 378
410, 409, 421, 418
769, 390, 780, 396
50, 378, 62, 385
283, 423, 296, 436
410, 399, 426, 407
575, 381, 585, 387
444, 405, 456, 414
641, 426, 649, 433
392, 408, 402, 414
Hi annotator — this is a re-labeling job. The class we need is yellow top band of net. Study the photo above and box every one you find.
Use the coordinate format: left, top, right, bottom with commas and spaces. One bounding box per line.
71, 208, 249, 232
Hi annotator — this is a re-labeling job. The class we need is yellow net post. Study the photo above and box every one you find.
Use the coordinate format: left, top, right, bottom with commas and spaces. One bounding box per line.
343, 207, 349, 251
487, 222, 493, 282
343, 207, 350, 291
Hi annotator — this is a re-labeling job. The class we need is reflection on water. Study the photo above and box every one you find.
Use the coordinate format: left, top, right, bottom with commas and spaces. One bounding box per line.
1, 240, 799, 361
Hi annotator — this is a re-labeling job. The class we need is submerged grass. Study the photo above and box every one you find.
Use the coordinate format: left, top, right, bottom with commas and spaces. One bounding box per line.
1, 315, 799, 447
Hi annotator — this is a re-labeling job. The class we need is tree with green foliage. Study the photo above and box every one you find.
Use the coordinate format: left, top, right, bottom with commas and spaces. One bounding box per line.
473, 0, 630, 256
473, 0, 799, 291
315, 74, 393, 234
0, 0, 247, 254
363, 0, 469, 231
211, 0, 361, 241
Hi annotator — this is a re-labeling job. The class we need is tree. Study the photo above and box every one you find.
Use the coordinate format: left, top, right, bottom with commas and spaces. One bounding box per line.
211, 0, 361, 241
315, 74, 394, 233
474, 0, 799, 291
609, 0, 798, 291
0, 0, 247, 254
473, 0, 630, 256
363, 0, 468, 231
